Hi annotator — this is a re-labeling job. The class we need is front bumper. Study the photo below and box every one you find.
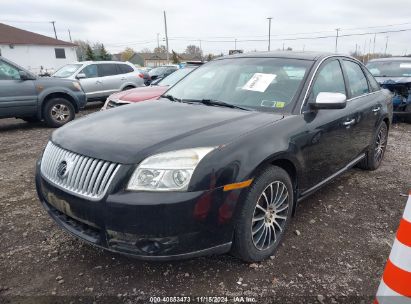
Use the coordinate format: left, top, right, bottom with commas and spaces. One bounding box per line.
35, 160, 237, 260
73, 91, 87, 110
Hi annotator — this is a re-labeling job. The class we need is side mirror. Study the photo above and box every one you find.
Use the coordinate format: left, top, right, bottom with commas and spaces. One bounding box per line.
310, 92, 347, 110
19, 70, 35, 80
76, 73, 86, 79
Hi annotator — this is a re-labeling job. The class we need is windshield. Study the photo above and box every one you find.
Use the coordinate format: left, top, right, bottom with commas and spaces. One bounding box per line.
366, 61, 411, 77
165, 57, 312, 112
53, 64, 82, 78
157, 67, 195, 86
149, 67, 168, 76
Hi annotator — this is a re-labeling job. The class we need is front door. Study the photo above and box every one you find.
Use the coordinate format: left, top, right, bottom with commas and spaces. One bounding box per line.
300, 59, 354, 189
77, 64, 103, 99
0, 60, 37, 118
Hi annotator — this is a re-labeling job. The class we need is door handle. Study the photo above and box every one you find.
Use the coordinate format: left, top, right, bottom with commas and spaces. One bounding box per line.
96, 80, 102, 84
372, 106, 381, 113
121, 77, 126, 80
343, 118, 356, 126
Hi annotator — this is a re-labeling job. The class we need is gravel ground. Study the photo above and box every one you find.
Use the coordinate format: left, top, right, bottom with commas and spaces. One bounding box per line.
0, 103, 410, 304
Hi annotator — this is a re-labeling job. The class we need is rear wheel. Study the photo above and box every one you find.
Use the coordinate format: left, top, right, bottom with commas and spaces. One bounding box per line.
231, 166, 293, 262
122, 85, 134, 91
357, 121, 388, 170
43, 98, 75, 128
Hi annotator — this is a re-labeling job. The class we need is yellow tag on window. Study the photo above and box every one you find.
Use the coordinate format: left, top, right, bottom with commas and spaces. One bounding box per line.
276, 101, 285, 108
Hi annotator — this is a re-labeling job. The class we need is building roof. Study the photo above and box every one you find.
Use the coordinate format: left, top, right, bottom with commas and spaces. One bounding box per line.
0, 23, 76, 47
369, 56, 411, 62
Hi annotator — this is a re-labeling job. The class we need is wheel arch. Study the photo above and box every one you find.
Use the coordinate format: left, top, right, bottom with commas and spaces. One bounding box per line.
39, 92, 78, 119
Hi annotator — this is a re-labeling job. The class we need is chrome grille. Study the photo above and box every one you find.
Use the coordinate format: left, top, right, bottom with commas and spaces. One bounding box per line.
40, 142, 121, 200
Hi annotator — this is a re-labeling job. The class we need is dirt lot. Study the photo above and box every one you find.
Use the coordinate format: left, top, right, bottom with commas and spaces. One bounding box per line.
0, 103, 410, 304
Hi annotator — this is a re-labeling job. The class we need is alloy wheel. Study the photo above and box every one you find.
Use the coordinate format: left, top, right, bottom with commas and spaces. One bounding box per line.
51, 104, 70, 122
374, 125, 387, 164
251, 181, 290, 250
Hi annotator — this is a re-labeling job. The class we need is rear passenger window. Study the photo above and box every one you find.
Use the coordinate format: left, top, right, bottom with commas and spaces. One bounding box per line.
98, 64, 118, 77
80, 64, 98, 78
364, 68, 380, 92
342, 60, 369, 97
311, 60, 346, 101
118, 64, 134, 74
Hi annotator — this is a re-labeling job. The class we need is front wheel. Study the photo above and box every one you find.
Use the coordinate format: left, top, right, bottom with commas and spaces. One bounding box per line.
357, 121, 388, 170
43, 98, 75, 128
231, 166, 294, 262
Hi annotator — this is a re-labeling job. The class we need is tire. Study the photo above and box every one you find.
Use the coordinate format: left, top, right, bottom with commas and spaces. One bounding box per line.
122, 86, 134, 91
43, 98, 75, 128
357, 121, 388, 170
404, 105, 411, 124
231, 166, 294, 262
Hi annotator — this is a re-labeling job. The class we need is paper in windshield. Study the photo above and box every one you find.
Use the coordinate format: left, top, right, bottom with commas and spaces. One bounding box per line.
242, 73, 277, 92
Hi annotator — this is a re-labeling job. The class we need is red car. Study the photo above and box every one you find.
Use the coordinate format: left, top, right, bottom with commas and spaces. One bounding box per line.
102, 66, 198, 110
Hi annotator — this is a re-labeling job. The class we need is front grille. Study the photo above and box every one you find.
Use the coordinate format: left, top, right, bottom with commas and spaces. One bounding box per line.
40, 142, 121, 200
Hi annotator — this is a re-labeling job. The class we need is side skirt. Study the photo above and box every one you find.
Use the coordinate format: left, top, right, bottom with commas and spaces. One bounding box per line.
297, 153, 366, 203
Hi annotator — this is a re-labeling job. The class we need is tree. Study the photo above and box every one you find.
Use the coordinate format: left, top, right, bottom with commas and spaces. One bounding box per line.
73, 39, 91, 61
171, 50, 180, 64
154, 45, 167, 54
185, 45, 202, 56
85, 44, 95, 61
121, 47, 135, 61
99, 44, 111, 60
206, 53, 214, 61
140, 47, 152, 53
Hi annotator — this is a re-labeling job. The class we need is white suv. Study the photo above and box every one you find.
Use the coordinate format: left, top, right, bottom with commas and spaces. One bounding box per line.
52, 61, 145, 101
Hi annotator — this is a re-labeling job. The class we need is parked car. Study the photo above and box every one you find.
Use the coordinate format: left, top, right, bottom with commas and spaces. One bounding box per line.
137, 68, 151, 86
102, 65, 200, 109
146, 65, 178, 85
52, 61, 145, 102
0, 56, 86, 127
367, 57, 411, 122
36, 51, 392, 261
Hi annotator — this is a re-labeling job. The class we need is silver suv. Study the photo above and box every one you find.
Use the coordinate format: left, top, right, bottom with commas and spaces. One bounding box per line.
52, 61, 145, 101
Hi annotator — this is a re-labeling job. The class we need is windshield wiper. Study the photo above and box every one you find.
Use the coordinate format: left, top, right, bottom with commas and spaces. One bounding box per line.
188, 99, 250, 111
161, 94, 181, 102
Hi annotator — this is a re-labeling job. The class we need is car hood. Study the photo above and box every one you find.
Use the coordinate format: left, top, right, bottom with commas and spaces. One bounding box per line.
374, 76, 411, 85
110, 86, 168, 103
34, 77, 77, 86
52, 99, 283, 164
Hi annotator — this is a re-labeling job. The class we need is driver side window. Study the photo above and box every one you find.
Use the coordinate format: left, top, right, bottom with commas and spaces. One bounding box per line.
0, 60, 21, 80
80, 64, 98, 78
310, 60, 346, 101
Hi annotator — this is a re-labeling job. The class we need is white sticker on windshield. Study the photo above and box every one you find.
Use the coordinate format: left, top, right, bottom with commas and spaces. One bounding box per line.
242, 73, 277, 92
400, 63, 411, 68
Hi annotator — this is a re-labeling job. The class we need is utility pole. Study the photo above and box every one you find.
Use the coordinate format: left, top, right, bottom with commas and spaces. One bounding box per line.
157, 33, 160, 49
68, 29, 72, 42
234, 38, 237, 50
163, 11, 169, 62
267, 17, 272, 51
372, 33, 376, 55
51, 21, 57, 39
355, 43, 358, 56
384, 36, 389, 56
335, 28, 340, 53
282, 42, 284, 51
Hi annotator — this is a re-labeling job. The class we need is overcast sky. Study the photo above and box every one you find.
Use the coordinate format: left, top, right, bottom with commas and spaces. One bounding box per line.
1, 0, 410, 56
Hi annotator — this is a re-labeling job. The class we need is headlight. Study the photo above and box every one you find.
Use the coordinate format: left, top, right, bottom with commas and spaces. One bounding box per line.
127, 147, 215, 191
72, 81, 82, 91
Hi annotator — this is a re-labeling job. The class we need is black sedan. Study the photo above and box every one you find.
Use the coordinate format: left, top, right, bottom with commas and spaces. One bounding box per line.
35, 51, 392, 262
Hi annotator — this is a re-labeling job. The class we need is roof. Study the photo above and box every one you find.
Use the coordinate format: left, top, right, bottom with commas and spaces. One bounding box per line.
218, 50, 336, 61
369, 56, 411, 62
0, 23, 76, 46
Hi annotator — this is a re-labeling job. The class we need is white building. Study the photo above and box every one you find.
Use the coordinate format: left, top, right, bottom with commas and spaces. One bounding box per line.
0, 23, 77, 75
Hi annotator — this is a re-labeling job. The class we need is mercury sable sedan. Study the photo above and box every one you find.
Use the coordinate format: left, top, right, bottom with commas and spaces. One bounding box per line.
35, 51, 392, 262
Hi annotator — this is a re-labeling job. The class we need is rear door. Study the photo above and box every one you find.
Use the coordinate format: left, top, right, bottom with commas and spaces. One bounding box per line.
341, 59, 382, 155
77, 64, 102, 99
0, 59, 37, 118
97, 63, 122, 96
